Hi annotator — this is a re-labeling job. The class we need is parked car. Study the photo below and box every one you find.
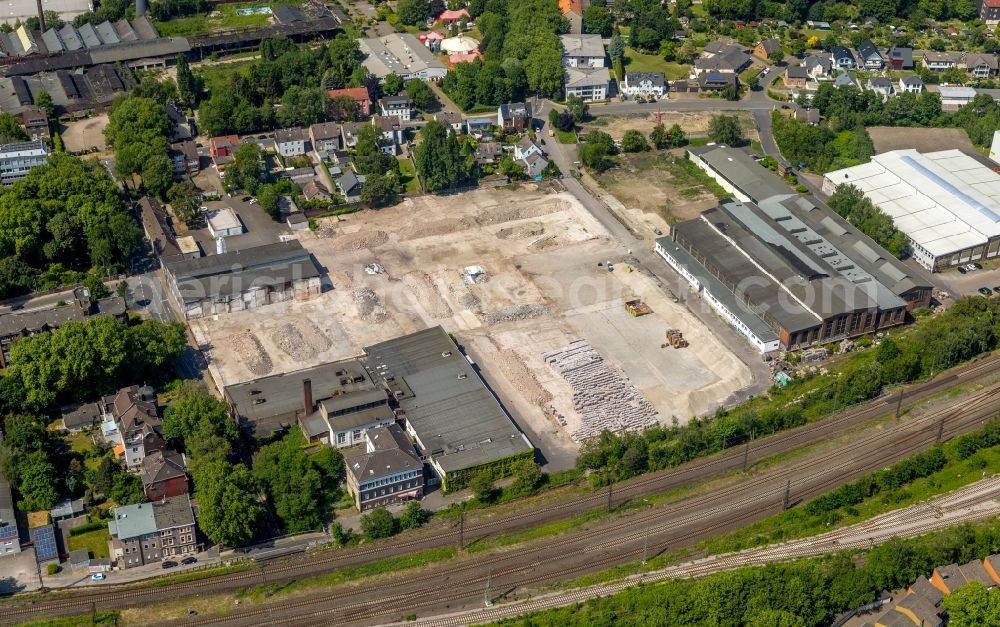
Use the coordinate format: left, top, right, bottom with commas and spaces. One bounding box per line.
161, 560, 178, 569
957, 266, 968, 274
181, 556, 198, 565
979, 287, 993, 296
965, 264, 979, 271
90, 573, 106, 581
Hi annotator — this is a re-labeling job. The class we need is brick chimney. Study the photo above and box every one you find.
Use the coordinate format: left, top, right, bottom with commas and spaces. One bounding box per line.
303, 378, 313, 414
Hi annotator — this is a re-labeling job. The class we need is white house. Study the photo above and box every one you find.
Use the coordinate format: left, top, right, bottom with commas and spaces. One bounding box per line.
866, 77, 894, 99
621, 72, 666, 98
514, 136, 543, 161
521, 153, 549, 178
565, 67, 610, 101
802, 54, 832, 78
898, 76, 923, 94
830, 46, 856, 70
379, 95, 412, 122
560, 33, 606, 68
274, 128, 307, 158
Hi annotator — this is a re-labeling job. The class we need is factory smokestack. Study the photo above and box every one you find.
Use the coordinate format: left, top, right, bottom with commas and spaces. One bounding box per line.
136, 0, 147, 17
36, 0, 45, 31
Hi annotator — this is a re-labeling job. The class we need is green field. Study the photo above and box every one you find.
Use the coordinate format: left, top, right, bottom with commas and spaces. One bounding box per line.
67, 528, 111, 559
197, 60, 254, 95
623, 47, 690, 80
397, 158, 421, 194
154, 2, 304, 37
555, 128, 577, 144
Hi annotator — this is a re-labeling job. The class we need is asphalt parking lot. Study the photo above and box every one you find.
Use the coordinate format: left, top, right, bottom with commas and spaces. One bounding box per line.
936, 263, 1000, 298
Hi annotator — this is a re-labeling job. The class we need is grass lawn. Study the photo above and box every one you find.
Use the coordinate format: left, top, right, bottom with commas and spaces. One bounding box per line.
198, 60, 254, 94
397, 158, 421, 194
67, 528, 111, 559
555, 128, 577, 144
154, 2, 300, 37
623, 48, 689, 80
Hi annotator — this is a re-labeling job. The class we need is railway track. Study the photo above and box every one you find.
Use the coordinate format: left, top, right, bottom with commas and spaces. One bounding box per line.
164, 379, 1000, 626
2, 352, 998, 625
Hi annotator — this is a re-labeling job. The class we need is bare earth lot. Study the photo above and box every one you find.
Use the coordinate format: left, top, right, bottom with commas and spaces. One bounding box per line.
867, 126, 976, 155
191, 185, 751, 457
60, 114, 109, 152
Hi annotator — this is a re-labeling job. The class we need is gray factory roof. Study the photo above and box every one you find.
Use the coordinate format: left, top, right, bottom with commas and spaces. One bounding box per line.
364, 326, 532, 474
689, 145, 790, 203
0, 293, 125, 338
358, 33, 445, 78
162, 240, 320, 303
656, 235, 779, 344
225, 358, 377, 424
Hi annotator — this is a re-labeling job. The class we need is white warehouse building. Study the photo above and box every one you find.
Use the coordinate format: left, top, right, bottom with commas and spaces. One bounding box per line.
824, 149, 1000, 272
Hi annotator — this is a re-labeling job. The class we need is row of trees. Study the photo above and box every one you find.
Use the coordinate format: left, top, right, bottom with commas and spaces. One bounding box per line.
414, 120, 477, 192
827, 184, 908, 258
2, 316, 187, 412
442, 0, 568, 110
105, 96, 174, 198
771, 110, 874, 173
578, 296, 1000, 485
198, 35, 366, 137
700, 0, 977, 23
0, 153, 144, 299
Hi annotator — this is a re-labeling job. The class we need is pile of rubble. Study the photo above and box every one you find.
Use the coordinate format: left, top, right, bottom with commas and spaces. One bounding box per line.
232, 330, 273, 376
337, 230, 389, 250
403, 272, 452, 319
270, 322, 316, 361
298, 318, 331, 352
496, 222, 544, 240
544, 340, 659, 441
353, 287, 388, 323
494, 349, 552, 407
482, 303, 549, 324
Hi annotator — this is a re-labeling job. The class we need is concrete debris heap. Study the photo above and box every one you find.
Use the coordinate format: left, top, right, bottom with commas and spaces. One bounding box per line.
482, 303, 549, 324
544, 340, 659, 441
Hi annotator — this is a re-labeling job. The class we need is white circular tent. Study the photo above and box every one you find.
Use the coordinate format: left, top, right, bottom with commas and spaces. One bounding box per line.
441, 35, 480, 54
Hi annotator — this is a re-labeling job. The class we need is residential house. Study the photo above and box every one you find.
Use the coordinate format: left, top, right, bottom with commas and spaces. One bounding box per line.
621, 72, 666, 98
302, 179, 331, 202
857, 40, 884, 69
521, 152, 549, 178
560, 34, 605, 68
169, 140, 199, 175
559, 0, 582, 34
753, 38, 781, 61
564, 67, 610, 101
833, 73, 861, 90
979, 0, 1000, 25
103, 385, 164, 470
830, 46, 856, 70
867, 76, 894, 99
336, 170, 366, 203
60, 401, 102, 432
806, 20, 831, 30
309, 122, 342, 158
50, 497, 86, 522
802, 54, 832, 78
165, 103, 193, 141
274, 127, 307, 158
783, 66, 808, 89
694, 46, 753, 74
697, 71, 738, 91
140, 450, 188, 501
702, 39, 738, 57
498, 102, 532, 134
371, 116, 404, 156
475, 141, 502, 165
873, 592, 943, 627
467, 115, 495, 137
922, 50, 961, 71
939, 85, 977, 106
341, 122, 364, 149
434, 111, 464, 133
344, 424, 424, 511
794, 108, 821, 125
17, 106, 49, 142
108, 496, 198, 569
887, 46, 913, 70
379, 95, 412, 122
899, 76, 923, 94
208, 135, 240, 171
437, 8, 470, 25
327, 86, 372, 117
514, 136, 543, 161
964, 52, 998, 78
930, 561, 997, 594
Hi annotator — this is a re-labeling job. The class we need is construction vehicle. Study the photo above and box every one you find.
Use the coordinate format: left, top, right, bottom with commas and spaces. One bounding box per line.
624, 299, 652, 317
665, 328, 689, 348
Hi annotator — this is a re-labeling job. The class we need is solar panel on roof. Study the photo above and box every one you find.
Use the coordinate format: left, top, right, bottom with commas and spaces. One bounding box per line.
32, 525, 57, 561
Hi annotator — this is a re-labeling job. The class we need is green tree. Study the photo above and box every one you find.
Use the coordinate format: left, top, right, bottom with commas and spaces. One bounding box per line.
383, 73, 405, 96
566, 95, 590, 122
109, 472, 146, 505
34, 91, 55, 119
942, 581, 1000, 627
582, 5, 613, 36
361, 508, 397, 539
397, 0, 430, 25
578, 130, 616, 172
414, 120, 474, 191
162, 386, 237, 454
469, 472, 496, 503
167, 181, 201, 226
361, 171, 399, 206
353, 125, 396, 176
82, 272, 110, 299
405, 79, 437, 111
257, 185, 280, 220
253, 430, 330, 534
141, 153, 173, 199
0, 112, 29, 143
398, 500, 425, 530
499, 156, 526, 180
175, 54, 203, 106
708, 114, 744, 146
91, 455, 120, 496
17, 450, 59, 511
508, 458, 542, 496
195, 461, 264, 547
721, 82, 741, 101
225, 143, 262, 194
104, 96, 169, 152
621, 129, 650, 152
609, 29, 625, 64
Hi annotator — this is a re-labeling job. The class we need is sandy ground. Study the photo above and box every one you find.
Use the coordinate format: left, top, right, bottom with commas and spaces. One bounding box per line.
191, 185, 751, 456
60, 114, 109, 152
593, 111, 755, 142
867, 126, 976, 155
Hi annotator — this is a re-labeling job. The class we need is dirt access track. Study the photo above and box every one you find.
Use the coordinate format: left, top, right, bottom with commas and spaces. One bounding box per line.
190, 184, 751, 458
